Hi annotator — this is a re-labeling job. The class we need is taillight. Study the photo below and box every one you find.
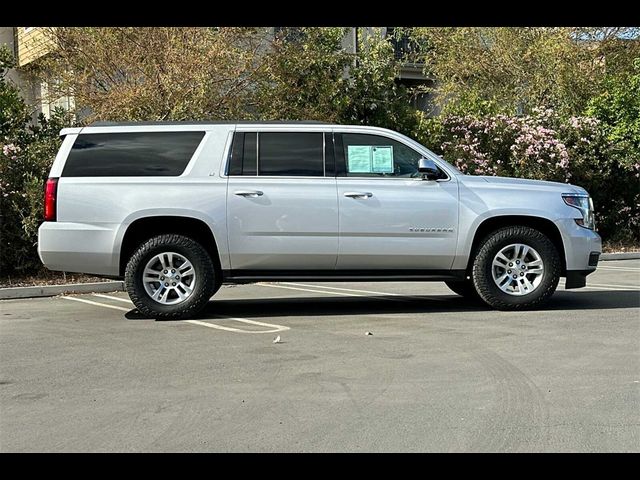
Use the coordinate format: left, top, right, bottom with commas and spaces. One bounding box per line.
44, 178, 58, 222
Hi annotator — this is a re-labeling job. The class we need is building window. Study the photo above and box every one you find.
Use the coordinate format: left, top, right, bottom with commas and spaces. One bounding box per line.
386, 27, 428, 63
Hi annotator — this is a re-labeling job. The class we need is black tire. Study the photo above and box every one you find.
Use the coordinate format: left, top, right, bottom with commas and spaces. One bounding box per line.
125, 234, 218, 319
444, 279, 482, 301
472, 226, 561, 310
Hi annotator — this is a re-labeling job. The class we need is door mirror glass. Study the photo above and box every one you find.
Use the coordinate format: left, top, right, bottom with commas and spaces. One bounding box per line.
418, 157, 440, 180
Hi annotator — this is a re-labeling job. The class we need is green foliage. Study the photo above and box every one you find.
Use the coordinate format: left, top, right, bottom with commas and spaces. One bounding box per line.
416, 27, 640, 118
255, 28, 350, 121
586, 58, 640, 154
339, 29, 420, 133
255, 27, 422, 134
425, 110, 639, 242
0, 46, 31, 142
1, 62, 72, 275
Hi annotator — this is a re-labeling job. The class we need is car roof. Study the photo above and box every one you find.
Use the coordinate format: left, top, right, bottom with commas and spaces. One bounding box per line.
88, 120, 332, 126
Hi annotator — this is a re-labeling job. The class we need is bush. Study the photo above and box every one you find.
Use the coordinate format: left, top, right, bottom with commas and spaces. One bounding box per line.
416, 108, 639, 243
0, 110, 70, 275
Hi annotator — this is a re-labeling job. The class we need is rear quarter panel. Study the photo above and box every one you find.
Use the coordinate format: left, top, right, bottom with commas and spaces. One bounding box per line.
45, 126, 233, 276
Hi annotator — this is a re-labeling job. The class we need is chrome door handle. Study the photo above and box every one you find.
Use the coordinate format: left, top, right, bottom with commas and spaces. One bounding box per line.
343, 192, 373, 198
234, 190, 264, 197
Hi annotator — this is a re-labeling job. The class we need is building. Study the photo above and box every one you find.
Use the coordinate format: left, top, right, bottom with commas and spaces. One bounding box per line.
0, 27, 74, 122
1, 27, 432, 123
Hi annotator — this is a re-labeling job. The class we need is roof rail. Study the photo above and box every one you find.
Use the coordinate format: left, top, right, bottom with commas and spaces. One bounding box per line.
88, 120, 332, 127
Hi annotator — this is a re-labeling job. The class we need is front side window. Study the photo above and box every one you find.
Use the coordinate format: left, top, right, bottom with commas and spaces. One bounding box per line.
339, 133, 434, 178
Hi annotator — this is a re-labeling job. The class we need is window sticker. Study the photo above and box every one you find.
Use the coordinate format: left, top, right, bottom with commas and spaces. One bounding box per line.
347, 145, 395, 173
347, 145, 373, 173
372, 146, 393, 173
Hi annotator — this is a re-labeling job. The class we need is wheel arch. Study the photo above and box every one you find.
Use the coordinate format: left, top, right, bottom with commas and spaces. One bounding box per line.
118, 215, 222, 277
466, 215, 567, 275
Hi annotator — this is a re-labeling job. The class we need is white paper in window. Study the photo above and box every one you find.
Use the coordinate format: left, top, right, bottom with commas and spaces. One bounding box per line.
372, 146, 393, 173
347, 145, 373, 173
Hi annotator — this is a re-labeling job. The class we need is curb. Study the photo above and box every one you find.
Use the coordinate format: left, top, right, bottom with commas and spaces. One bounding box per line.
0, 281, 124, 300
600, 252, 640, 261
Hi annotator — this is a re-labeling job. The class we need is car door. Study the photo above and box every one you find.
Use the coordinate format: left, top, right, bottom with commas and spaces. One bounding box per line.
226, 129, 338, 271
335, 131, 459, 271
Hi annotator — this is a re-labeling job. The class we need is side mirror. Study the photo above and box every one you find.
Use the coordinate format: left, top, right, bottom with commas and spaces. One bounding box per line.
418, 158, 440, 180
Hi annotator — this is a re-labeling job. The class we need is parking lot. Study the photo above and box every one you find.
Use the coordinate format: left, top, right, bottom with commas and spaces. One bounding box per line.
1, 259, 639, 452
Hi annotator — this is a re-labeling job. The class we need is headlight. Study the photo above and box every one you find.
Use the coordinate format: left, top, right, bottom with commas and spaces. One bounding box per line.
562, 193, 595, 230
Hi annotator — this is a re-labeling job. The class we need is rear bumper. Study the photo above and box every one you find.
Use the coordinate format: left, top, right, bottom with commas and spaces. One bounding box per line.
38, 221, 119, 276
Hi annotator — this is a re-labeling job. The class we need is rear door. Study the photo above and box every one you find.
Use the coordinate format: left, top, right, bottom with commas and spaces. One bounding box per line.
226, 129, 338, 271
335, 131, 459, 270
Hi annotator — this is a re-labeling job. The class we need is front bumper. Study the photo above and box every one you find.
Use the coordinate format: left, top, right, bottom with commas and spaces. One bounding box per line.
555, 218, 602, 289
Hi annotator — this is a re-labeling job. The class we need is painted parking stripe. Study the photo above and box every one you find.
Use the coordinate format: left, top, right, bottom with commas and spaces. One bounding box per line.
62, 296, 130, 312
93, 293, 132, 303
258, 282, 449, 302
187, 318, 289, 333
258, 283, 363, 297
597, 267, 640, 272
282, 282, 412, 296
268, 280, 639, 297
583, 283, 640, 290
597, 265, 640, 271
559, 281, 640, 291
279, 282, 449, 302
63, 294, 290, 334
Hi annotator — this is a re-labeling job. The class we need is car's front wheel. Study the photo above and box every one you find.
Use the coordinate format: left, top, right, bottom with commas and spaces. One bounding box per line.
472, 226, 561, 310
125, 234, 218, 319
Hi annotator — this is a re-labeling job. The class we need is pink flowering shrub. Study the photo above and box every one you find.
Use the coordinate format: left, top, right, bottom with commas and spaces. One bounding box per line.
1, 112, 70, 274
419, 108, 639, 242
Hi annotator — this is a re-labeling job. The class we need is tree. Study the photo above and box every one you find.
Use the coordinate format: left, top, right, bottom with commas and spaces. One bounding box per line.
41, 27, 270, 122
41, 27, 422, 133
0, 46, 30, 141
586, 57, 640, 153
415, 27, 640, 117
253, 27, 351, 121
340, 28, 422, 134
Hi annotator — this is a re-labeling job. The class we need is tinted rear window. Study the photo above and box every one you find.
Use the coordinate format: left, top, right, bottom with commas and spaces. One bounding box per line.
62, 131, 205, 177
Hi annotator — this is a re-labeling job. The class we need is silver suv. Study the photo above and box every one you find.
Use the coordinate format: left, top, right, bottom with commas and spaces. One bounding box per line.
38, 121, 602, 318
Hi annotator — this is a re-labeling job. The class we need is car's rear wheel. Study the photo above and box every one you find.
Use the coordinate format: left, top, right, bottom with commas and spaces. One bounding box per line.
472, 226, 561, 310
125, 234, 218, 319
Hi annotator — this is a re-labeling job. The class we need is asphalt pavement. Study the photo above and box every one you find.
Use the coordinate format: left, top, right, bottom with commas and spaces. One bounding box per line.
1, 260, 639, 452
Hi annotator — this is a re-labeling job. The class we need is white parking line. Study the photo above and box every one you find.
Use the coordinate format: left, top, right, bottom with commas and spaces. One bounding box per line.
559, 281, 640, 291
258, 283, 363, 297
187, 318, 289, 333
258, 282, 449, 302
61, 294, 290, 334
265, 280, 640, 297
62, 296, 130, 312
584, 283, 640, 290
93, 293, 132, 303
597, 266, 640, 272
281, 282, 411, 296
